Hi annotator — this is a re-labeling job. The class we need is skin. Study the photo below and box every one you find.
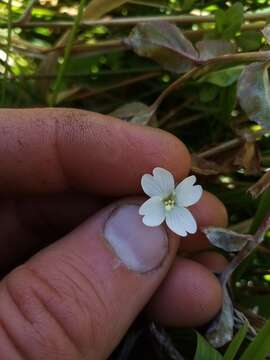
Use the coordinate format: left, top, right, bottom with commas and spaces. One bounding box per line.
0, 108, 228, 359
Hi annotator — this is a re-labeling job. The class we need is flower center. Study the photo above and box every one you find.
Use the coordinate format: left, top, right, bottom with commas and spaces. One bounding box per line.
163, 195, 176, 211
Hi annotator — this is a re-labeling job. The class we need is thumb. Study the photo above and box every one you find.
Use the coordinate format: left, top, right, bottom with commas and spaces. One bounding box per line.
0, 200, 179, 360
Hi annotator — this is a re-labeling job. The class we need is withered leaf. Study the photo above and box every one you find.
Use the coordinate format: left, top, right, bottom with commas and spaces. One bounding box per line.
126, 21, 199, 74
203, 227, 252, 252
196, 40, 236, 61
248, 171, 270, 198
110, 102, 155, 125
237, 61, 270, 129
206, 287, 234, 348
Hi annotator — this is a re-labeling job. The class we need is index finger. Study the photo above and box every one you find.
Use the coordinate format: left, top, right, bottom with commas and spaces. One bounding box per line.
0, 108, 191, 195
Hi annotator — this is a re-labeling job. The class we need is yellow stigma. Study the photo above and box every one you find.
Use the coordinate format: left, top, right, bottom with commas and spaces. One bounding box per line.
163, 196, 175, 211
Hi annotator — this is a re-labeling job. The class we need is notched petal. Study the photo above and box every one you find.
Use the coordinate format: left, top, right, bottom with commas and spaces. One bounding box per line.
141, 174, 162, 197
176, 175, 203, 207
139, 197, 165, 226
152, 167, 175, 196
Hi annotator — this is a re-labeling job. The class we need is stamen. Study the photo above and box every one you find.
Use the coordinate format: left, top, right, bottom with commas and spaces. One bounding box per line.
163, 196, 175, 211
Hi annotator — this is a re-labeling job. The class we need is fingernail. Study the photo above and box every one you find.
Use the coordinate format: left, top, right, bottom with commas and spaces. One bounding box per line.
104, 204, 169, 273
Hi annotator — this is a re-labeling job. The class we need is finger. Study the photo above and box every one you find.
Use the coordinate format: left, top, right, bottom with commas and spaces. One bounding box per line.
190, 251, 228, 273
145, 257, 223, 327
0, 199, 180, 359
0, 109, 190, 195
179, 191, 228, 252
0, 191, 226, 274
0, 190, 223, 273
0, 193, 105, 275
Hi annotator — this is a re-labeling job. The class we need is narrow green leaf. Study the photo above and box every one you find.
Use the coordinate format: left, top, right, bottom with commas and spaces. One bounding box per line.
194, 332, 223, 360
1, 0, 12, 105
50, 0, 87, 106
127, 21, 199, 74
223, 324, 248, 360
240, 319, 270, 360
237, 61, 270, 129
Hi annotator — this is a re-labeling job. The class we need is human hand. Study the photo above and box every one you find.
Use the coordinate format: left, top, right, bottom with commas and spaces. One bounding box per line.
0, 108, 228, 359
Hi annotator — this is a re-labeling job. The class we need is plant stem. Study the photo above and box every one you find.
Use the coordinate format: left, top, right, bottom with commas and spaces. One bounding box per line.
50, 0, 87, 106
150, 67, 200, 113
206, 51, 270, 66
2, 12, 270, 28
14, 0, 36, 25
197, 138, 243, 158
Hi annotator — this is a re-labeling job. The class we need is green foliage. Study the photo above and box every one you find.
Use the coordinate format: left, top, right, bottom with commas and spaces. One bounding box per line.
215, 2, 244, 39
194, 333, 222, 360
239, 319, 270, 360
223, 324, 248, 360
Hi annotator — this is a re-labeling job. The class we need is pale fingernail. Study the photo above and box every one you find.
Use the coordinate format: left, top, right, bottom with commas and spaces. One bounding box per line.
104, 204, 169, 273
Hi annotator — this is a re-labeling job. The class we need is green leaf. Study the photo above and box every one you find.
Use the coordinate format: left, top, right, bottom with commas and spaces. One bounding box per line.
182, 0, 198, 11
203, 227, 251, 252
215, 2, 244, 39
223, 324, 248, 360
199, 84, 218, 103
240, 319, 270, 360
200, 66, 243, 87
237, 61, 270, 129
84, 0, 128, 19
127, 21, 199, 74
237, 31, 262, 51
194, 332, 222, 360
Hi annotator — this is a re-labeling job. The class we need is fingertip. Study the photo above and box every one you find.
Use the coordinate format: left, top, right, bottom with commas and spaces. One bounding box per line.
145, 258, 222, 327
190, 251, 228, 273
141, 127, 191, 181
191, 191, 228, 228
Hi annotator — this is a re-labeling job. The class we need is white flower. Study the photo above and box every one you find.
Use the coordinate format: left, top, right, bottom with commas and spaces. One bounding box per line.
139, 167, 203, 237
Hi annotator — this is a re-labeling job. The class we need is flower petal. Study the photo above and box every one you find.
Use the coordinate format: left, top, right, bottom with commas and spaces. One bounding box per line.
141, 174, 163, 197
165, 206, 197, 236
175, 175, 203, 207
139, 197, 165, 226
152, 167, 175, 196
